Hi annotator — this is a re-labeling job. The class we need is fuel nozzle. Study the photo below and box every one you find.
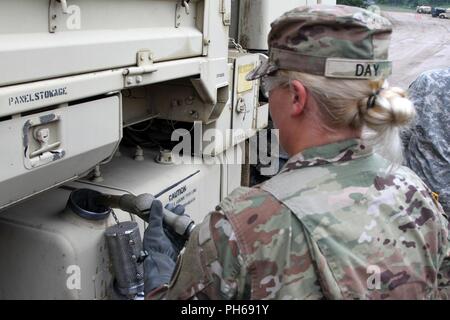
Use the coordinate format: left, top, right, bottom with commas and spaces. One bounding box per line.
67, 188, 194, 300
96, 193, 195, 239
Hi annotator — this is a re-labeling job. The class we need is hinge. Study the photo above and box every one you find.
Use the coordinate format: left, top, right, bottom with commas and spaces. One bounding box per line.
123, 51, 158, 88
175, 0, 190, 28
49, 0, 81, 33
221, 0, 231, 26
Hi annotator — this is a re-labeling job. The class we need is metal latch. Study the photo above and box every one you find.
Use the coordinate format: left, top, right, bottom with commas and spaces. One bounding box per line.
182, 0, 190, 15
23, 113, 65, 170
57, 0, 70, 14
236, 97, 250, 121
123, 51, 158, 88
30, 128, 61, 158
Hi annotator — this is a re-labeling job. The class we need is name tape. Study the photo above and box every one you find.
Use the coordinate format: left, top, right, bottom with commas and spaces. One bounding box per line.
324, 58, 392, 79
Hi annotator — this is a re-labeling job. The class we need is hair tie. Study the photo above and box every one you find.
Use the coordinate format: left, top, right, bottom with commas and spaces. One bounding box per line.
367, 89, 381, 109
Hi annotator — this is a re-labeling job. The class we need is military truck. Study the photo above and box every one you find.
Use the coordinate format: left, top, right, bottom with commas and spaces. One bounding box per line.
0, 0, 336, 300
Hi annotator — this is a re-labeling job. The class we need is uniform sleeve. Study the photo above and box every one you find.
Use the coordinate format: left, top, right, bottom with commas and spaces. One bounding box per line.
437, 217, 450, 299
438, 249, 450, 299
146, 211, 251, 300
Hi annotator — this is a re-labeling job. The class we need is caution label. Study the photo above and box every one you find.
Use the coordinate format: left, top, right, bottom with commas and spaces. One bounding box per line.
237, 64, 255, 93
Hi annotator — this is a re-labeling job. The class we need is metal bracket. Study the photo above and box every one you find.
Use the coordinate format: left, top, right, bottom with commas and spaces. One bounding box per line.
123, 51, 158, 88
175, 4, 181, 28
49, 0, 81, 33
175, 0, 191, 28
221, 0, 231, 26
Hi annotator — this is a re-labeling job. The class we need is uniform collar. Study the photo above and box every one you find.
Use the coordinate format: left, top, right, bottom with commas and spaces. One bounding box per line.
281, 139, 373, 173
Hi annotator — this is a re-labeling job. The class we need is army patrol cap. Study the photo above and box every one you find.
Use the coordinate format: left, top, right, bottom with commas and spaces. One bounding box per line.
247, 5, 393, 81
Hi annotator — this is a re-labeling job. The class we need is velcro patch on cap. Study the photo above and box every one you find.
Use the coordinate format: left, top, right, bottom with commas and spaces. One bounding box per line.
325, 58, 392, 79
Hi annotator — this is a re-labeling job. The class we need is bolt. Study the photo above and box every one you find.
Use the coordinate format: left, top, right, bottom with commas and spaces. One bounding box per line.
131, 255, 137, 260
129, 240, 135, 245
185, 96, 195, 105
189, 110, 199, 119
171, 99, 182, 108
126, 78, 134, 85
52, 14, 57, 19
136, 76, 143, 84
52, 25, 57, 31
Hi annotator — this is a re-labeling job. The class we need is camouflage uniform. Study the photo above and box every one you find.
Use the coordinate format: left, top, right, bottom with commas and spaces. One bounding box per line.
146, 5, 450, 300
148, 139, 450, 300
401, 68, 450, 214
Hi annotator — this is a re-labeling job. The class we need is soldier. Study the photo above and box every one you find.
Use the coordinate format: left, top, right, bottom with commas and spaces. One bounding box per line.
143, 5, 450, 299
401, 68, 450, 215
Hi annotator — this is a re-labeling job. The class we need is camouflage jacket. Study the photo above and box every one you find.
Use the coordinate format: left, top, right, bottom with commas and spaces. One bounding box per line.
147, 139, 450, 300
401, 68, 450, 214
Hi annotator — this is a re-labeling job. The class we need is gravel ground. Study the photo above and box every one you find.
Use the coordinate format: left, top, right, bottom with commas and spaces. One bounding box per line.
381, 11, 450, 89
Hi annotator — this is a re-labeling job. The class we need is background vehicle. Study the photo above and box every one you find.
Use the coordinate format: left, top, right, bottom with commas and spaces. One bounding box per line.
0, 0, 335, 300
439, 8, 450, 18
362, 0, 376, 9
417, 5, 432, 13
432, 7, 446, 17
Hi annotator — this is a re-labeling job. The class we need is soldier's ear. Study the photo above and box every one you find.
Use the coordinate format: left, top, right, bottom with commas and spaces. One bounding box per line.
290, 80, 307, 117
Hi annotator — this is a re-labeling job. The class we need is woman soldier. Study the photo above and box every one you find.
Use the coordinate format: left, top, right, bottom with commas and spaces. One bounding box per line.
143, 5, 450, 299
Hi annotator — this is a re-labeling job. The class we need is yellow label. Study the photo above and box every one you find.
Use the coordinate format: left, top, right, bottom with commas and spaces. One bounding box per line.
237, 64, 254, 93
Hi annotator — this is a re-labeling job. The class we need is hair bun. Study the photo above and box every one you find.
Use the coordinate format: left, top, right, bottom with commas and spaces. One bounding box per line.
359, 87, 415, 130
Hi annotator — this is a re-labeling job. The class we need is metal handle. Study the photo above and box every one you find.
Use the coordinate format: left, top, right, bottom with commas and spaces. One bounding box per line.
57, 0, 70, 14
123, 65, 158, 76
96, 193, 195, 238
182, 0, 190, 15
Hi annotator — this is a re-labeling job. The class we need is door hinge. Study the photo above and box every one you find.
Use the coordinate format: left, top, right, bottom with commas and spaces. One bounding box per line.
221, 0, 231, 26
49, 0, 81, 33
175, 0, 191, 28
123, 51, 158, 88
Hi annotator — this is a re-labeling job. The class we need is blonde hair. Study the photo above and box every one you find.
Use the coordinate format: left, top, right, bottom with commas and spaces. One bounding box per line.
278, 70, 416, 165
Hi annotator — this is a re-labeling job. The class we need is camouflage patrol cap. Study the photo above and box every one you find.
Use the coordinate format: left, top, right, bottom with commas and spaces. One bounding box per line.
247, 5, 393, 81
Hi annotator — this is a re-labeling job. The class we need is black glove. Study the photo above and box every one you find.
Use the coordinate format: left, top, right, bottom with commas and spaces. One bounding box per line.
143, 200, 177, 295
163, 203, 189, 254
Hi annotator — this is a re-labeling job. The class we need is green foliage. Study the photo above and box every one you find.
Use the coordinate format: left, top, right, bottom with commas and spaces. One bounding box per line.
337, 0, 365, 7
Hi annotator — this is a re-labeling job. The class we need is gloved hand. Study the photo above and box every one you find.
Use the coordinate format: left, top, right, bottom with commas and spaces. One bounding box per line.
143, 199, 177, 295
163, 203, 189, 254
